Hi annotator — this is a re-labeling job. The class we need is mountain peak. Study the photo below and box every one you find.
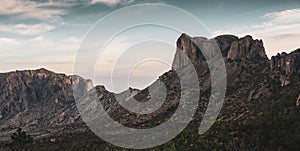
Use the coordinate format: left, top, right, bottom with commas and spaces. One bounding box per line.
172, 33, 268, 70
270, 49, 300, 86
227, 35, 267, 61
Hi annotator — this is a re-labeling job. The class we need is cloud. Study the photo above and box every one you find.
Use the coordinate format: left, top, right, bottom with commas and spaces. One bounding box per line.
264, 8, 300, 24
63, 37, 81, 43
267, 33, 300, 39
0, 37, 19, 45
213, 8, 300, 57
90, 0, 134, 6
0, 35, 81, 74
0, 0, 71, 20
0, 23, 55, 35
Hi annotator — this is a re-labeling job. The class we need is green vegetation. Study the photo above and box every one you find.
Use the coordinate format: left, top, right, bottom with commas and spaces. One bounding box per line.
1, 86, 299, 150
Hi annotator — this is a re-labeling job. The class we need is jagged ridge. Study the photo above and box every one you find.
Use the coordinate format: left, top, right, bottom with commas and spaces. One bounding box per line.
0, 34, 299, 150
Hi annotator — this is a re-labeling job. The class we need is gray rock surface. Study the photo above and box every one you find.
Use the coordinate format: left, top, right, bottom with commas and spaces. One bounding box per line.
0, 34, 300, 142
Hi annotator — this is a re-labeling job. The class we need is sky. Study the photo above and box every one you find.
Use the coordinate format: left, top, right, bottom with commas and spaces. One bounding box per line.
0, 0, 300, 92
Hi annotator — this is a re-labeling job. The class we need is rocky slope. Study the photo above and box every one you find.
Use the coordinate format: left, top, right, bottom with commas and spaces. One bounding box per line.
0, 69, 82, 140
0, 33, 300, 150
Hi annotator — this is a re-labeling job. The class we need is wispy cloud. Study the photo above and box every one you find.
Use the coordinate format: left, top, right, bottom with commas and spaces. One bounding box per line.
0, 37, 19, 45
0, 35, 80, 74
0, 0, 76, 20
267, 33, 300, 39
0, 23, 55, 35
90, 0, 134, 6
213, 8, 300, 57
264, 8, 300, 24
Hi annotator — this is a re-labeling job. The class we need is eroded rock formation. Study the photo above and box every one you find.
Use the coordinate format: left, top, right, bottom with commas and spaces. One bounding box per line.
0, 33, 300, 144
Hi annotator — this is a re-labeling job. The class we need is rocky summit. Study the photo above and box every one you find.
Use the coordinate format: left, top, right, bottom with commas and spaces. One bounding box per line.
172, 34, 268, 71
0, 34, 300, 150
0, 69, 86, 140
270, 49, 300, 86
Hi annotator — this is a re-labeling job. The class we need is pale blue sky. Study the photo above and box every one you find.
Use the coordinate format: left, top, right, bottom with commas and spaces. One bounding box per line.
1, 0, 300, 92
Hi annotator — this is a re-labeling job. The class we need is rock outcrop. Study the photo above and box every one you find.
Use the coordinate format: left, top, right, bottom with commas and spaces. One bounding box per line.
270, 49, 300, 86
214, 35, 239, 57
270, 49, 300, 74
0, 33, 300, 151
226, 35, 267, 61
0, 68, 93, 140
0, 68, 142, 140
172, 34, 268, 71
172, 33, 204, 70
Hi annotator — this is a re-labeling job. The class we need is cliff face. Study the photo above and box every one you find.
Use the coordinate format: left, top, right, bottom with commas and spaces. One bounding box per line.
0, 68, 140, 140
0, 69, 96, 139
270, 49, 300, 86
226, 35, 267, 61
0, 34, 300, 150
172, 34, 300, 86
172, 33, 272, 88
214, 35, 239, 57
172, 33, 202, 70
172, 33, 268, 71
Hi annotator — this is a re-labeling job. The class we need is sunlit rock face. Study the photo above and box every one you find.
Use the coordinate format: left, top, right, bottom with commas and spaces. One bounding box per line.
270, 49, 300, 75
270, 49, 300, 86
172, 33, 202, 70
171, 33, 270, 88
0, 68, 83, 140
172, 34, 218, 70
227, 35, 267, 61
172, 34, 268, 71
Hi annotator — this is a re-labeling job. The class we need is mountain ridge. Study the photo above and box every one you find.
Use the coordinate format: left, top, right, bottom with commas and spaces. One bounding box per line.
0, 34, 300, 150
